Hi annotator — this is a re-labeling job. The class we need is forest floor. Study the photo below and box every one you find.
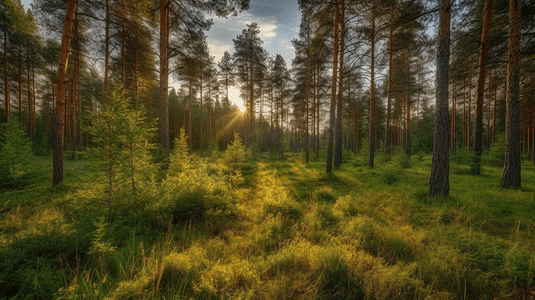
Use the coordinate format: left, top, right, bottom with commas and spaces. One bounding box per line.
1, 151, 535, 299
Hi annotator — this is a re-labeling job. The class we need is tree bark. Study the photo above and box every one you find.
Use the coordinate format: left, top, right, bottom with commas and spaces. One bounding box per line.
492, 68, 497, 145
326, 0, 339, 174
200, 64, 204, 157
104, 0, 109, 103
188, 79, 192, 147
468, 67, 472, 148
3, 23, 8, 122
369, 0, 376, 168
159, 0, 170, 160
451, 81, 456, 154
501, 0, 521, 189
429, 0, 451, 197
385, 4, 394, 155
334, 0, 345, 169
18, 44, 22, 123
472, 0, 492, 175
305, 35, 310, 163
316, 65, 320, 159
405, 47, 411, 158
53, 0, 77, 186
486, 74, 491, 150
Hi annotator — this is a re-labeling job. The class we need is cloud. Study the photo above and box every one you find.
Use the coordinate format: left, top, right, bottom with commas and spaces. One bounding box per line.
207, 11, 278, 62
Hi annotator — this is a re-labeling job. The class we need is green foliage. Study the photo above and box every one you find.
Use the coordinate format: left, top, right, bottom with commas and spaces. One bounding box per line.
88, 217, 116, 259
0, 119, 34, 188
161, 143, 243, 229
2, 147, 535, 299
87, 87, 156, 218
487, 135, 505, 167
223, 132, 247, 166
394, 153, 411, 169
313, 187, 337, 202
452, 146, 474, 165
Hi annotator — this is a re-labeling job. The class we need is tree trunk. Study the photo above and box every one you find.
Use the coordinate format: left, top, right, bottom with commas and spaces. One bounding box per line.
250, 51, 254, 147
159, 0, 170, 160
532, 109, 534, 166
385, 4, 394, 155
28, 59, 33, 141
468, 67, 472, 148
369, 0, 376, 168
416, 73, 420, 153
493, 68, 497, 145
486, 74, 491, 150
200, 65, 204, 157
188, 79, 192, 147
326, 0, 339, 174
3, 23, 8, 122
334, 0, 345, 169
472, 0, 492, 175
53, 0, 77, 186
501, 0, 521, 189
405, 47, 411, 158
463, 86, 466, 146
18, 44, 22, 122
305, 36, 310, 163
104, 0, 109, 103
429, 0, 451, 197
451, 81, 456, 155
316, 65, 320, 159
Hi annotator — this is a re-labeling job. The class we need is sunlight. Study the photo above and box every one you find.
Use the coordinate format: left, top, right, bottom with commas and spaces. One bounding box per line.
215, 112, 243, 140
228, 86, 246, 113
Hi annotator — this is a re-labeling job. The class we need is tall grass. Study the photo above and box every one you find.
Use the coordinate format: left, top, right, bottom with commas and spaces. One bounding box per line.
1, 150, 534, 299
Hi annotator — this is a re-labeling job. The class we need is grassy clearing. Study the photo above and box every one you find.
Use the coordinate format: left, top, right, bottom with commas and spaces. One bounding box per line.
1, 151, 535, 299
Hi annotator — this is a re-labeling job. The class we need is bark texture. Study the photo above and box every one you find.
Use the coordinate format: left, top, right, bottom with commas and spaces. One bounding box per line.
53, 0, 77, 186
501, 0, 521, 189
472, 0, 492, 175
369, 0, 376, 168
326, 0, 339, 174
334, 0, 345, 169
159, 0, 170, 160
429, 0, 451, 197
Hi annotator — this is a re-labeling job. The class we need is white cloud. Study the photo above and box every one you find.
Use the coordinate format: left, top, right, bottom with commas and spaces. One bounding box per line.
207, 11, 278, 59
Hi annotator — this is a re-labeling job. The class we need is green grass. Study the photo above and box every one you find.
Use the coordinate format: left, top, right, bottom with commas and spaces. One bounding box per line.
1, 152, 535, 299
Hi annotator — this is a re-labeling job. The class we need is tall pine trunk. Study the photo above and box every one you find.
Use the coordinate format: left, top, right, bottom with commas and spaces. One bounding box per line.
405, 47, 411, 158
369, 0, 376, 168
103, 0, 109, 103
18, 45, 22, 122
3, 23, 8, 122
326, 0, 339, 174
159, 0, 170, 160
472, 0, 492, 175
305, 36, 310, 163
501, 0, 521, 189
53, 0, 77, 186
385, 4, 394, 155
334, 0, 345, 168
429, 0, 451, 197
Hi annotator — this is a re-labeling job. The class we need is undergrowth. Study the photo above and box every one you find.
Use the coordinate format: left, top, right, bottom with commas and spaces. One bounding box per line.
1, 150, 534, 299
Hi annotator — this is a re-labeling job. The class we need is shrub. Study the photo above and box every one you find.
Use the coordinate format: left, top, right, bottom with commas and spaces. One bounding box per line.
314, 187, 337, 202
487, 134, 505, 167
0, 118, 34, 188
223, 132, 247, 166
86, 87, 156, 219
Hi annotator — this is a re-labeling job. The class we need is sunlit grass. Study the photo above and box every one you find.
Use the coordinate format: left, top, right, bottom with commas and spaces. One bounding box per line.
1, 151, 535, 299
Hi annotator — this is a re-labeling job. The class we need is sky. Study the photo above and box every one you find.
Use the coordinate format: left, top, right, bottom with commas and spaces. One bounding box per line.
21, 0, 302, 112
196, 0, 302, 112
